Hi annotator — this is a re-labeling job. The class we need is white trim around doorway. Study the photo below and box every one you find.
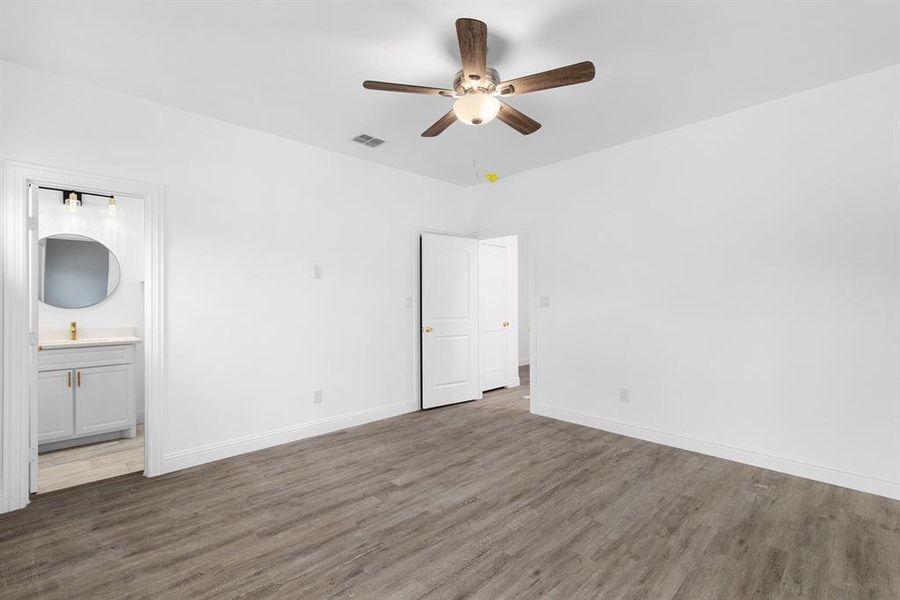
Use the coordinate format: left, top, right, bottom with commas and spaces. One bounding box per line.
0, 160, 165, 513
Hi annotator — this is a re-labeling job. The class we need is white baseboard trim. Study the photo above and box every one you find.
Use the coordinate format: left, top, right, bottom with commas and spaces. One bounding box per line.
136, 410, 145, 424
161, 400, 417, 474
519, 358, 530, 366
531, 403, 900, 501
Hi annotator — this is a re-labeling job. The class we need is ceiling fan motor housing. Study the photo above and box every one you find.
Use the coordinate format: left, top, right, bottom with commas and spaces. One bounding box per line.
453, 67, 500, 94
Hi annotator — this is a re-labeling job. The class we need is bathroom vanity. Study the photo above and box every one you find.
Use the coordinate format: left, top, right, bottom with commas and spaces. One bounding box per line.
37, 332, 141, 449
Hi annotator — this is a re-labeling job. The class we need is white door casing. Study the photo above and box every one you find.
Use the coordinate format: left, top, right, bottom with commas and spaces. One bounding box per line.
27, 183, 39, 492
479, 236, 519, 391
1, 161, 164, 515
421, 233, 479, 409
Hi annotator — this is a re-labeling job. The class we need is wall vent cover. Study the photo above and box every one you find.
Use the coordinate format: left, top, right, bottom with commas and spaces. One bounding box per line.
353, 134, 385, 148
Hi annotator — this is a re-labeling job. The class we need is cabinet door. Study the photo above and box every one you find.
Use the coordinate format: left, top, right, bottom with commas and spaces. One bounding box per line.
38, 370, 74, 443
74, 364, 135, 436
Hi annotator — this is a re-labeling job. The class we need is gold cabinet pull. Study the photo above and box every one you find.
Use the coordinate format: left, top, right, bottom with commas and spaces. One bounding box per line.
502, 321, 510, 327
423, 326, 433, 333
77, 371, 81, 387
67, 371, 71, 388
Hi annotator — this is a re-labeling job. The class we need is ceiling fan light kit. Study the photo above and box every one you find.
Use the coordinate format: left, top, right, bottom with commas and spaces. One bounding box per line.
453, 91, 501, 125
363, 18, 595, 137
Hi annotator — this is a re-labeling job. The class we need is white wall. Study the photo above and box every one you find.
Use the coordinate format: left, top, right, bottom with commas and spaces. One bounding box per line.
467, 66, 900, 499
1, 61, 466, 471
38, 189, 146, 416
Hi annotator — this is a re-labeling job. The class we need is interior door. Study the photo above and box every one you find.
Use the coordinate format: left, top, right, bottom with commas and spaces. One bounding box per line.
74, 365, 134, 435
37, 370, 74, 443
421, 233, 479, 409
479, 241, 511, 391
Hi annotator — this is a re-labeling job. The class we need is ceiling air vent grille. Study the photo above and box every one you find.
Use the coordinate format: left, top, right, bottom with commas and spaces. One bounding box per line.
352, 134, 385, 148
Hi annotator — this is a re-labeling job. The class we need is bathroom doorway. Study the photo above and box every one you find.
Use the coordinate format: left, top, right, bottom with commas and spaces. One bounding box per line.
33, 185, 147, 493
0, 161, 164, 512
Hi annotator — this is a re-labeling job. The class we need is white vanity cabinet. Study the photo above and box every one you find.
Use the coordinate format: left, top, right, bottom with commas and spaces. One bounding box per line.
37, 342, 137, 448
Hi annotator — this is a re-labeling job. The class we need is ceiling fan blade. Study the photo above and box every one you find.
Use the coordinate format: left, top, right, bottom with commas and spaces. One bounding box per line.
496, 102, 541, 135
421, 110, 458, 137
456, 18, 487, 83
363, 81, 456, 97
497, 61, 595, 96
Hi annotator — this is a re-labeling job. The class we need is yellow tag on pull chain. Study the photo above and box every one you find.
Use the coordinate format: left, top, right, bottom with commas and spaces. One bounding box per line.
484, 173, 499, 183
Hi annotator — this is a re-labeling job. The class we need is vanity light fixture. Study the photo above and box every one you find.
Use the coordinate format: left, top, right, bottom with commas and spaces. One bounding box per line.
40, 186, 116, 215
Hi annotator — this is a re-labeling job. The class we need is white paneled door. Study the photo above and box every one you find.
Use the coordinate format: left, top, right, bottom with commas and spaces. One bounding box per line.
478, 236, 519, 392
421, 234, 479, 409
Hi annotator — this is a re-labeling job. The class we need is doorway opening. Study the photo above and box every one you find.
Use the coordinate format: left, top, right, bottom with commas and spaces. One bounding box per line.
0, 160, 164, 513
33, 186, 147, 493
419, 231, 531, 410
478, 235, 521, 393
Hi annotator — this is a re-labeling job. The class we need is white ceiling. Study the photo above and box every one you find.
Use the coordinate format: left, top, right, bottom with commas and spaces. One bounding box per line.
1, 1, 898, 187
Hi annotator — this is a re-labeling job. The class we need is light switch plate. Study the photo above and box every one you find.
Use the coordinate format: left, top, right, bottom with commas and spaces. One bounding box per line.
405, 296, 413, 309
313, 389, 323, 404
313, 265, 323, 279
539, 295, 551, 308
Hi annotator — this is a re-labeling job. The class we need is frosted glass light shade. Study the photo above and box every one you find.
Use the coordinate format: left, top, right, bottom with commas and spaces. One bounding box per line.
453, 92, 501, 126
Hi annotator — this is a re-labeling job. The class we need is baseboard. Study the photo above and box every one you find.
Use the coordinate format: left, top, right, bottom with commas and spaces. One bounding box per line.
519, 358, 530, 366
136, 410, 144, 424
531, 403, 900, 501
39, 429, 131, 453
161, 400, 417, 473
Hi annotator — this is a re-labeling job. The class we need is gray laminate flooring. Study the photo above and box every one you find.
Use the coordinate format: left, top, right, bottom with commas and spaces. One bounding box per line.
2, 367, 898, 599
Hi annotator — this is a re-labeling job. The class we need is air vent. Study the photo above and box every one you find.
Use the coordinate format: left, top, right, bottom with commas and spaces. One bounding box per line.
352, 134, 385, 148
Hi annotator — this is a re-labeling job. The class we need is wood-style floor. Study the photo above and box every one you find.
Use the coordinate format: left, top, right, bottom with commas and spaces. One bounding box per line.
2, 367, 898, 599
38, 425, 144, 493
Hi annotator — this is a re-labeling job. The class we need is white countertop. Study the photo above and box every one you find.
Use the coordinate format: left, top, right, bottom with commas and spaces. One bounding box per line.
39, 327, 142, 350
39, 336, 142, 350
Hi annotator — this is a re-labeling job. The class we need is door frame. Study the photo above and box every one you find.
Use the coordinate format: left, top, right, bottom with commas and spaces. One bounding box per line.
0, 160, 165, 513
473, 223, 537, 409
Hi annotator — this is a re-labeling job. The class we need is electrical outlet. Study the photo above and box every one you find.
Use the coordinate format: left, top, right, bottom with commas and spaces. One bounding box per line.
313, 389, 323, 404
539, 295, 551, 308
313, 265, 323, 279
619, 388, 630, 403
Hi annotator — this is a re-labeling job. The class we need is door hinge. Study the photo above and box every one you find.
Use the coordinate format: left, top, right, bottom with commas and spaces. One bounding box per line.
27, 216, 38, 230
29, 332, 38, 347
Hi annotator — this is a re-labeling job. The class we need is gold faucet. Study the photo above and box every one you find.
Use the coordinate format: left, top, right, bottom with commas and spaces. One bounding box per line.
70, 321, 77, 341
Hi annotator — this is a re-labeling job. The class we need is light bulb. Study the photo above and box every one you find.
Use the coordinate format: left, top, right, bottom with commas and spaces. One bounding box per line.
107, 197, 118, 217
453, 91, 501, 126
66, 192, 80, 213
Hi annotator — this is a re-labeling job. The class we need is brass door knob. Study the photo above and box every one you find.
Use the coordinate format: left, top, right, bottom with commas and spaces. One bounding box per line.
502, 321, 510, 327
423, 326, 433, 333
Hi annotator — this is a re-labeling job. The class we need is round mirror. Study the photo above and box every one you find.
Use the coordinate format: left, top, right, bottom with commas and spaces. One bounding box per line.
38, 234, 121, 309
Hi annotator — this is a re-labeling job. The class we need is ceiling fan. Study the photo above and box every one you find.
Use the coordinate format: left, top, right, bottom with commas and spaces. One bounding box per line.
362, 18, 595, 137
